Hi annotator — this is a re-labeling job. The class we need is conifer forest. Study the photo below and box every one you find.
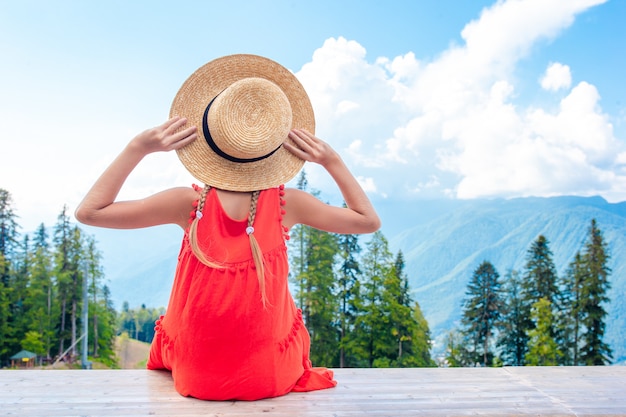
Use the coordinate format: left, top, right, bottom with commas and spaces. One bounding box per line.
0, 181, 613, 368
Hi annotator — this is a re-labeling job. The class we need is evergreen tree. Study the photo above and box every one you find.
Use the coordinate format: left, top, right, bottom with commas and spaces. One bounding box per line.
94, 285, 118, 367
302, 224, 340, 367
0, 189, 19, 270
289, 171, 309, 310
520, 235, 560, 360
24, 224, 56, 360
287, 179, 340, 367
52, 206, 83, 359
83, 234, 114, 360
11, 234, 31, 356
336, 230, 361, 368
579, 219, 612, 365
0, 188, 20, 360
411, 301, 436, 367
497, 270, 527, 366
386, 251, 409, 365
558, 252, 585, 365
383, 251, 434, 367
354, 231, 393, 367
522, 235, 559, 304
461, 260, 502, 366
525, 298, 562, 366
68, 225, 85, 358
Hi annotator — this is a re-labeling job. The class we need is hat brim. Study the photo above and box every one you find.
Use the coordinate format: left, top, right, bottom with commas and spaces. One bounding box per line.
170, 54, 314, 192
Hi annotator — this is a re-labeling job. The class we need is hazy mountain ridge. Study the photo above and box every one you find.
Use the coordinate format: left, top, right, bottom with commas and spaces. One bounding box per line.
388, 196, 626, 364
87, 196, 626, 364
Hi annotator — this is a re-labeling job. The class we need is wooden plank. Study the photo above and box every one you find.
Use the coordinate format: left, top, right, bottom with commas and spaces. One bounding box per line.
0, 367, 625, 416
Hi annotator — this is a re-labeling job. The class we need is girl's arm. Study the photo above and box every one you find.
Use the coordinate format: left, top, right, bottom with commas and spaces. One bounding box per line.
75, 117, 198, 230
282, 129, 381, 234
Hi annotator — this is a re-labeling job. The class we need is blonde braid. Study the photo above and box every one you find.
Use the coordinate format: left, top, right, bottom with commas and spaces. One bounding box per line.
246, 190, 269, 307
189, 185, 223, 268
189, 186, 268, 307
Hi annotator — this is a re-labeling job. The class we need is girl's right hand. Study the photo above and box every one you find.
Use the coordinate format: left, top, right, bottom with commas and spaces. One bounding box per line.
130, 116, 197, 155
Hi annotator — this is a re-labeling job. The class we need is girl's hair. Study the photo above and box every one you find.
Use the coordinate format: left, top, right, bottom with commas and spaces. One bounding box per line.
188, 185, 269, 306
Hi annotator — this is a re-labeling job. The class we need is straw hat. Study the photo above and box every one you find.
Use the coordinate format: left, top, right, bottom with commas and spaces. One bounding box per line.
170, 54, 314, 191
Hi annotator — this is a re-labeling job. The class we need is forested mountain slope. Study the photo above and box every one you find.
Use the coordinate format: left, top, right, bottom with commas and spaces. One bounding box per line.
89, 195, 626, 364
386, 196, 625, 364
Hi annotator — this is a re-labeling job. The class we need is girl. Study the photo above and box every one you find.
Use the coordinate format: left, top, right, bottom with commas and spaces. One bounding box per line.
75, 54, 380, 401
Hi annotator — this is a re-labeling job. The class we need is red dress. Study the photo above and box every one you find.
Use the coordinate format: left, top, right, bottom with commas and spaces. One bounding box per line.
147, 186, 336, 400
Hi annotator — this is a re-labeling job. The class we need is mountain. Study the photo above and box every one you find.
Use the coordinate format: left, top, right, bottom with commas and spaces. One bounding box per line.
385, 196, 626, 364
85, 195, 626, 364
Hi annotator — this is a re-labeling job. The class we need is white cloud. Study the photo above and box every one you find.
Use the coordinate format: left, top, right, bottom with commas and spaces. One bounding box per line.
357, 176, 378, 194
296, 0, 624, 202
336, 100, 359, 116
3, 0, 621, 234
541, 62, 572, 91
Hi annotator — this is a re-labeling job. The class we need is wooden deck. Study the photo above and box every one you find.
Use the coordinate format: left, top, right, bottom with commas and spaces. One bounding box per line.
1, 367, 625, 416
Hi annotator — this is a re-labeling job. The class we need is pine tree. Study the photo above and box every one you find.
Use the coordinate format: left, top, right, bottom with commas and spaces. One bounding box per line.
522, 235, 559, 304
355, 231, 393, 367
11, 234, 31, 356
302, 223, 340, 367
411, 301, 435, 367
287, 178, 341, 367
579, 219, 612, 365
461, 260, 502, 366
386, 251, 435, 367
52, 206, 81, 359
68, 225, 85, 358
386, 251, 412, 365
0, 188, 20, 360
497, 270, 527, 366
84, 234, 108, 357
25, 224, 56, 360
94, 284, 118, 367
525, 298, 562, 366
559, 252, 585, 365
336, 230, 361, 368
521, 235, 560, 362
289, 171, 309, 311
0, 189, 19, 269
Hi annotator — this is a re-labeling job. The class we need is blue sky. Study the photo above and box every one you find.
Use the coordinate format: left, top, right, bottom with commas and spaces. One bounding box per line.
1, 0, 625, 231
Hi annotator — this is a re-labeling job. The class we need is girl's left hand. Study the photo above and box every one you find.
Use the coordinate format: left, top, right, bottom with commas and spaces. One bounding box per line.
283, 129, 339, 167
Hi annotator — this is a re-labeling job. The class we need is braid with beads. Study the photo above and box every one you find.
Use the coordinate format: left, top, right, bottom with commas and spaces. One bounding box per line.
189, 186, 269, 307
246, 190, 269, 307
189, 184, 220, 267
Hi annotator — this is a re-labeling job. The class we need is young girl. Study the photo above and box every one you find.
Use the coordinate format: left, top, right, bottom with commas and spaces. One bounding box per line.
75, 54, 380, 401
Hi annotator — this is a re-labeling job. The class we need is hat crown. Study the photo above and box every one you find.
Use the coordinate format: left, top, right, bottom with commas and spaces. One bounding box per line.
207, 77, 292, 160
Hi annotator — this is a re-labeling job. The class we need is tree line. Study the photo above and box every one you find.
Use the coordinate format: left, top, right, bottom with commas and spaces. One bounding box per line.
118, 302, 165, 344
6, 181, 611, 370
1, 182, 437, 370
287, 173, 436, 368
447, 219, 613, 367
0, 189, 117, 367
